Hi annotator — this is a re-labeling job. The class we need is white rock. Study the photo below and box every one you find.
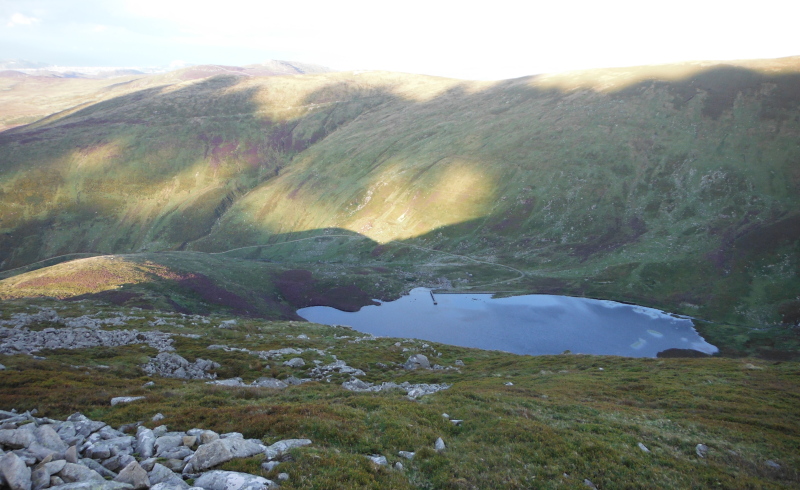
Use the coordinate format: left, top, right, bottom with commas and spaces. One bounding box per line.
435, 438, 446, 451
110, 397, 145, 407
282, 358, 305, 368
367, 455, 387, 465
637, 442, 650, 453
263, 439, 312, 460
696, 444, 708, 458
398, 451, 415, 460
193, 470, 276, 490
185, 438, 264, 473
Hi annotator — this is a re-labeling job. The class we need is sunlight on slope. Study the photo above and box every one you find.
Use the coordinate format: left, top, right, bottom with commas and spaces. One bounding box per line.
229, 156, 497, 244
530, 56, 800, 93
0, 256, 169, 299
345, 158, 496, 242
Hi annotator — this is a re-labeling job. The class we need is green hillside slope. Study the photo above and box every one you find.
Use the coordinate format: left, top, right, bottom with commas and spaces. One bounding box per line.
1, 58, 799, 341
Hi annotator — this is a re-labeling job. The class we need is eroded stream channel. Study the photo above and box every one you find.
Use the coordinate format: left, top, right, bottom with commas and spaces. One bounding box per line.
298, 288, 718, 358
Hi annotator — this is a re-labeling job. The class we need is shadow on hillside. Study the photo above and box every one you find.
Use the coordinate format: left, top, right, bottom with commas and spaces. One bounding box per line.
0, 62, 799, 275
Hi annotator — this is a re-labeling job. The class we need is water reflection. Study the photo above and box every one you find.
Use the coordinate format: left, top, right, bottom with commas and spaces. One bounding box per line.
298, 288, 718, 358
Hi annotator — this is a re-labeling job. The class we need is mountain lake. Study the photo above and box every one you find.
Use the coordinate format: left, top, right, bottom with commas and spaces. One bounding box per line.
297, 288, 718, 358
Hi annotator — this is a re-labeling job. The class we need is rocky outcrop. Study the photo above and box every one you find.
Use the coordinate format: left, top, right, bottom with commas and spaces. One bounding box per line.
141, 354, 219, 380
0, 328, 174, 356
0, 410, 305, 490
342, 378, 450, 399
309, 360, 364, 378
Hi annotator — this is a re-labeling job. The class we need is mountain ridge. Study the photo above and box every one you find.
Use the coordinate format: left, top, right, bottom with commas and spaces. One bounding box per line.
0, 57, 798, 357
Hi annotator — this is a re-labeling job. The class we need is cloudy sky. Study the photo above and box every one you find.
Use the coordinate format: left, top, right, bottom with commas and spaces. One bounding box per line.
2, 0, 798, 80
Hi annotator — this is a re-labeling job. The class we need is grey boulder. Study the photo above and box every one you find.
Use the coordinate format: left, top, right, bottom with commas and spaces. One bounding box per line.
56, 462, 105, 483
114, 461, 150, 490
403, 354, 430, 370
263, 439, 312, 460
148, 463, 188, 489
48, 482, 134, 490
0, 429, 36, 449
0, 452, 32, 490
185, 438, 265, 473
193, 471, 276, 490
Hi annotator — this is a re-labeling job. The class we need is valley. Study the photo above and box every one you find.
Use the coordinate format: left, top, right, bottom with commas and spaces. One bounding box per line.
0, 57, 799, 488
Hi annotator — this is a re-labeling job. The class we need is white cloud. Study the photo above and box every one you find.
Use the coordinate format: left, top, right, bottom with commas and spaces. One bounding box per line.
7, 12, 40, 27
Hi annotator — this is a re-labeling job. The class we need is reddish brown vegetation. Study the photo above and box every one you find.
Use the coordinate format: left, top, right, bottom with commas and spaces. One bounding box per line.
275, 269, 378, 312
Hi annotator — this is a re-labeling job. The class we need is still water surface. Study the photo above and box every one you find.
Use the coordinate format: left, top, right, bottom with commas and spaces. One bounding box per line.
297, 288, 718, 357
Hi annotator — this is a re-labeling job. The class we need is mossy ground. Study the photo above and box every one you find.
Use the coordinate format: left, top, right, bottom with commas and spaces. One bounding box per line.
1, 301, 798, 488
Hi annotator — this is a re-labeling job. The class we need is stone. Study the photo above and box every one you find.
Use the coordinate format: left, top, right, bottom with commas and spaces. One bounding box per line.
367, 455, 387, 465
260, 461, 280, 472
138, 459, 157, 472
35, 425, 67, 452
277, 473, 289, 482
454, 360, 465, 366
158, 447, 193, 460
263, 439, 312, 460
43, 461, 67, 476
185, 438, 264, 472
110, 397, 145, 407
98, 426, 125, 440
206, 378, 245, 387
193, 471, 276, 490
0, 428, 36, 449
102, 453, 135, 473
88, 436, 134, 459
394, 462, 403, 470
182, 436, 197, 448
251, 378, 288, 389
161, 459, 186, 473
198, 431, 219, 445
114, 461, 150, 490
56, 462, 105, 483
48, 482, 134, 490
0, 452, 32, 490
435, 437, 446, 451
25, 442, 59, 462
450, 420, 463, 426
584, 479, 598, 489
148, 463, 188, 489
637, 442, 650, 453
49, 476, 64, 487
696, 444, 708, 458
765, 460, 781, 469
61, 448, 77, 465
150, 483, 190, 490
81, 458, 118, 479
398, 451, 415, 460
154, 435, 184, 457
142, 353, 219, 380
135, 427, 155, 459
67, 414, 106, 438
282, 358, 305, 368
152, 426, 168, 438
152, 413, 165, 422
219, 432, 243, 440
403, 354, 430, 370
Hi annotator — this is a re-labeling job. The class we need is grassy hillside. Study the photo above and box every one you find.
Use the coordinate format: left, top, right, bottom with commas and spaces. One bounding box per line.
0, 58, 799, 341
0, 300, 798, 488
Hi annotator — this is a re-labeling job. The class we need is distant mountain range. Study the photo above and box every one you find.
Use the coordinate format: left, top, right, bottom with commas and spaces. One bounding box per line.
0, 58, 332, 79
